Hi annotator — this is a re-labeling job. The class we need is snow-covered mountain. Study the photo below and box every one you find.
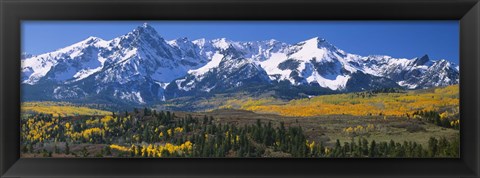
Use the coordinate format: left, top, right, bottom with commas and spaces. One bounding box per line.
21, 23, 459, 105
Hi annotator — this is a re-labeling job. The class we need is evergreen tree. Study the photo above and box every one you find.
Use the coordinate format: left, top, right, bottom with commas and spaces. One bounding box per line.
369, 140, 377, 157
54, 144, 60, 154
104, 145, 112, 156
81, 146, 90, 157
21, 145, 28, 153
65, 142, 70, 155
428, 137, 439, 157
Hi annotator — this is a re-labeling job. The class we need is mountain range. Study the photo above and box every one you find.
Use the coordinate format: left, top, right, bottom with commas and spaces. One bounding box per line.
21, 23, 459, 106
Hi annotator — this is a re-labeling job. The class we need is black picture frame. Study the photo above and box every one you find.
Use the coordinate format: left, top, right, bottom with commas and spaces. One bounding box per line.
1, 0, 479, 177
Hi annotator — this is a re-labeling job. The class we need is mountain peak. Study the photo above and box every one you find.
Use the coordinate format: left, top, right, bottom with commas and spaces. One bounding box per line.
192, 38, 211, 49
54, 36, 103, 54
298, 36, 335, 49
176, 37, 189, 43
192, 38, 207, 44
212, 38, 231, 50
134, 23, 154, 31
21, 52, 34, 60
412, 54, 430, 66
83, 36, 102, 43
305, 36, 327, 43
266, 39, 280, 45
213, 37, 228, 42
168, 37, 194, 48
420, 54, 429, 59
434, 59, 449, 66
139, 22, 154, 30
130, 23, 161, 39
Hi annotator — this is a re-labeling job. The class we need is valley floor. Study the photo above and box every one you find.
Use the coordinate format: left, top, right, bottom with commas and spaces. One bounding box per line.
20, 85, 460, 158
20, 107, 459, 158
187, 109, 459, 148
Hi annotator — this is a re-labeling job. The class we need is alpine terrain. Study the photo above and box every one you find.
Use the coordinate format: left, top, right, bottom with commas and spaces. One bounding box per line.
21, 23, 459, 107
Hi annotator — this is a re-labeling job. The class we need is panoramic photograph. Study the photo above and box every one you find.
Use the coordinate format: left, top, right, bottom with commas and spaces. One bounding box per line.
20, 21, 460, 158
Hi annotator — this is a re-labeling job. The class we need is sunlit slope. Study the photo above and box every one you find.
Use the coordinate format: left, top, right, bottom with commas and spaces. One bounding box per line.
226, 85, 459, 117
22, 102, 111, 117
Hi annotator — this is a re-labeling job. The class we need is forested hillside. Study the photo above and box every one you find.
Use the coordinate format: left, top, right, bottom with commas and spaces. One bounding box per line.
20, 85, 459, 158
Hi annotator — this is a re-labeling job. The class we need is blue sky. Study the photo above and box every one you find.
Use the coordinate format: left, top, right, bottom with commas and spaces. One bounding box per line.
22, 21, 459, 63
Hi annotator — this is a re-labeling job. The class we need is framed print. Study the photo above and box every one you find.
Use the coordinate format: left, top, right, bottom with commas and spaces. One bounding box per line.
18, 20, 461, 159
1, 0, 479, 177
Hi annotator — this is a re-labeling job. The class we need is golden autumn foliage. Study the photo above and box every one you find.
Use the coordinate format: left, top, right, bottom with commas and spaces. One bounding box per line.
324, 147, 331, 155
22, 102, 111, 117
101, 115, 114, 123
343, 124, 375, 134
111, 141, 193, 157
81, 128, 104, 140
219, 98, 280, 110
64, 127, 105, 142
110, 144, 130, 152
85, 116, 115, 127
23, 117, 58, 143
174, 127, 184, 133
306, 140, 315, 152
450, 120, 460, 127
229, 85, 459, 117
22, 111, 135, 145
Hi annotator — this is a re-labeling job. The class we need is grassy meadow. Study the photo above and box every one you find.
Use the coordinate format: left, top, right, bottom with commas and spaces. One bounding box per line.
22, 101, 112, 117
221, 85, 459, 117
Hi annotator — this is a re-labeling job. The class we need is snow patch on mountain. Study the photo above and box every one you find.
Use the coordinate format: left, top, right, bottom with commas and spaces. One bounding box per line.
188, 52, 224, 78
260, 53, 290, 81
307, 72, 350, 90
290, 37, 330, 62
118, 91, 145, 104
211, 38, 232, 50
